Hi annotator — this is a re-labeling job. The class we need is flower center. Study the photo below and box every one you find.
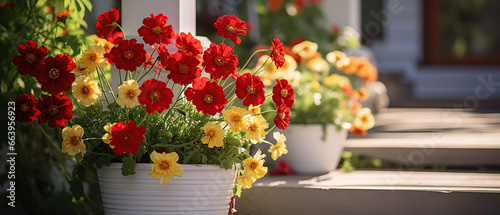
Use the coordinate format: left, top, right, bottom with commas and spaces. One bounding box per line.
70, 136, 80, 146
249, 160, 259, 171
159, 160, 170, 171
280, 88, 288, 97
150, 91, 160, 101
361, 115, 370, 123
207, 129, 216, 139
49, 68, 60, 79
48, 105, 59, 115
246, 85, 256, 95
20, 104, 29, 112
230, 114, 241, 122
126, 89, 136, 99
178, 64, 189, 74
225, 25, 236, 34
204, 94, 213, 104
151, 26, 162, 35
249, 124, 258, 132
279, 112, 286, 120
124, 50, 134, 60
214, 56, 225, 67
25, 53, 37, 64
89, 52, 98, 62
80, 85, 91, 96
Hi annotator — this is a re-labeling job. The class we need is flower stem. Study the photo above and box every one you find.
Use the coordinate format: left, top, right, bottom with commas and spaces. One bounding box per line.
239, 49, 269, 73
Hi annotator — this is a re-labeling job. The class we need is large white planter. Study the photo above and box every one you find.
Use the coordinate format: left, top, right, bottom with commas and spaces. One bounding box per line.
97, 163, 237, 215
281, 124, 348, 175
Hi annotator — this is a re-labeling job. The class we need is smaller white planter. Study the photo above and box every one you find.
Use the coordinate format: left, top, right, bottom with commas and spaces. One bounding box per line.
281, 124, 348, 175
98, 163, 237, 215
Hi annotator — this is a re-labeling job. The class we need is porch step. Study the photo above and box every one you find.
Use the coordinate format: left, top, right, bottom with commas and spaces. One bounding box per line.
237, 170, 500, 215
344, 108, 500, 167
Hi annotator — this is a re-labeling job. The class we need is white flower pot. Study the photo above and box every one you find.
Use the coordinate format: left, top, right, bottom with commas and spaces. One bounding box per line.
97, 163, 237, 215
281, 124, 348, 175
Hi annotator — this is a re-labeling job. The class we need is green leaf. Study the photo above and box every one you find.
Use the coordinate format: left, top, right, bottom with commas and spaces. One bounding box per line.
121, 155, 136, 176
95, 155, 112, 168
233, 184, 242, 198
69, 178, 83, 199
72, 164, 86, 179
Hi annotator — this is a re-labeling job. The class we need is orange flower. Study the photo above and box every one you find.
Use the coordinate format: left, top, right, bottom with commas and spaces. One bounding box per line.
342, 57, 377, 83
359, 87, 369, 101
349, 125, 367, 137
351, 100, 361, 115
55, 10, 73, 23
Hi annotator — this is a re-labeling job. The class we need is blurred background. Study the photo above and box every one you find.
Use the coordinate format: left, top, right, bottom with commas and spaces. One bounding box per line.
1, 0, 499, 214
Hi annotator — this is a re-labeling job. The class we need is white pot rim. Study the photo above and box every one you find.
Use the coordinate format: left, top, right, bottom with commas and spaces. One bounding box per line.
104, 162, 236, 171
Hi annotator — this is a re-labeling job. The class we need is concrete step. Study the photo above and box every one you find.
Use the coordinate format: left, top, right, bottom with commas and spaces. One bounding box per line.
344, 108, 500, 167
237, 170, 500, 215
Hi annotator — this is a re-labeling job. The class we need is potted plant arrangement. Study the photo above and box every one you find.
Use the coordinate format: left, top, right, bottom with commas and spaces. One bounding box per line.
246, 40, 376, 175
13, 9, 295, 214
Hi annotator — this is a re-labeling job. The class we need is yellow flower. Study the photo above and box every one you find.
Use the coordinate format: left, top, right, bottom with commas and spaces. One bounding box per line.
241, 149, 268, 179
310, 81, 320, 90
102, 123, 116, 148
148, 151, 184, 185
280, 54, 297, 73
62, 125, 86, 156
306, 56, 330, 73
326, 50, 350, 70
81, 45, 107, 68
73, 58, 94, 77
222, 106, 251, 133
117, 80, 141, 108
359, 87, 369, 101
292, 40, 318, 60
354, 108, 375, 131
268, 132, 288, 161
200, 122, 225, 148
283, 70, 301, 87
323, 74, 351, 87
256, 55, 281, 85
248, 105, 261, 115
72, 76, 102, 107
237, 170, 256, 189
245, 115, 269, 144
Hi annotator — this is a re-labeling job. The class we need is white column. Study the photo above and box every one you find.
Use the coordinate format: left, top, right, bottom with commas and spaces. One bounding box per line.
320, 0, 361, 31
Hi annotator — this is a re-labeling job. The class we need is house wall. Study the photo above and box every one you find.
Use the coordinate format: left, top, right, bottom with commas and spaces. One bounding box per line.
367, 0, 500, 100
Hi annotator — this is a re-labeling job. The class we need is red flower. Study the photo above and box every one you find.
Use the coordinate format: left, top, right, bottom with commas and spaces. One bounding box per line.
270, 160, 295, 175
110, 39, 147, 72
96, 8, 119, 38
202, 43, 239, 80
138, 79, 174, 114
272, 79, 295, 108
12, 40, 48, 77
36, 93, 73, 128
138, 13, 175, 45
185, 77, 227, 116
294, 0, 305, 12
270, 38, 285, 68
153, 44, 170, 68
37, 54, 76, 95
166, 53, 201, 86
213, 14, 247, 44
235, 73, 265, 107
274, 105, 290, 130
110, 120, 146, 155
107, 31, 123, 44
176, 32, 203, 56
267, 0, 284, 11
15, 94, 39, 123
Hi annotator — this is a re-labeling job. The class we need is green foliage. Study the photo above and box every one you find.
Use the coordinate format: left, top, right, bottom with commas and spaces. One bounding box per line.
0, 0, 94, 214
